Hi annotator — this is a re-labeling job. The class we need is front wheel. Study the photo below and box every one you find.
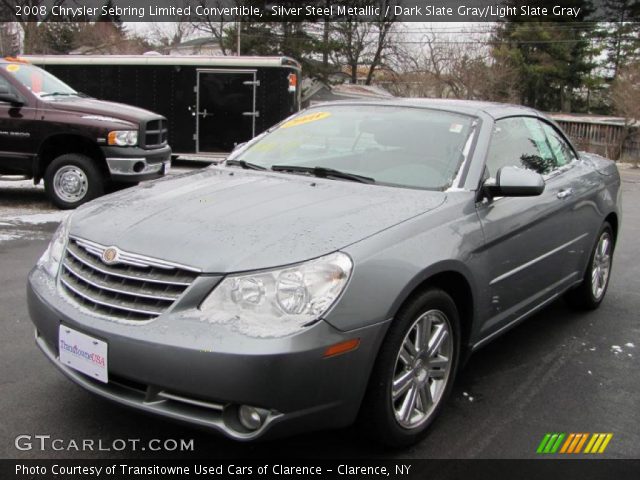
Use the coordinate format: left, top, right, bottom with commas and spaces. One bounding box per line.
44, 153, 104, 209
359, 289, 460, 447
565, 222, 614, 310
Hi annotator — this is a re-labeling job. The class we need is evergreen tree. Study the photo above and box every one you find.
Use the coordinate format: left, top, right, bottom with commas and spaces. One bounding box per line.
599, 0, 640, 79
491, 0, 599, 112
37, 22, 85, 54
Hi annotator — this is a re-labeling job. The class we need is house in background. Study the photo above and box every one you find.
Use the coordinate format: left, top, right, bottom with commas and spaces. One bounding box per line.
164, 38, 224, 56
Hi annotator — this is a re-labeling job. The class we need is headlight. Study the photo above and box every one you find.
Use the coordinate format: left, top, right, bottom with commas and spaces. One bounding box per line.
108, 130, 138, 146
37, 215, 71, 278
199, 252, 353, 337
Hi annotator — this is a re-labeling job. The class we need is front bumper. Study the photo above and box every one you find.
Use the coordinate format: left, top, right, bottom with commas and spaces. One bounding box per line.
101, 145, 172, 182
27, 268, 390, 440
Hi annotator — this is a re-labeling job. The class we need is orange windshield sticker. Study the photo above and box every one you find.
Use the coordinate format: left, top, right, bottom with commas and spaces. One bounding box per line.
6, 64, 20, 73
31, 73, 42, 93
281, 111, 331, 129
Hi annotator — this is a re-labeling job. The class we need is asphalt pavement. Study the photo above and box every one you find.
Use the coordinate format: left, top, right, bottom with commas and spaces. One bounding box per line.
1, 165, 639, 460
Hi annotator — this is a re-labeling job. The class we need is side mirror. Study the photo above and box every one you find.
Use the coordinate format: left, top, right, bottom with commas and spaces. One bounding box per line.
484, 166, 545, 198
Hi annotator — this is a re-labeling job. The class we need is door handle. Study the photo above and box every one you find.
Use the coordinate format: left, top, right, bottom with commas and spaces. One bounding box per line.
557, 188, 573, 199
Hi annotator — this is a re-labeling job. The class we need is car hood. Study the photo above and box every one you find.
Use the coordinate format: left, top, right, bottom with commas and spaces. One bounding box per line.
46, 97, 161, 124
71, 167, 446, 273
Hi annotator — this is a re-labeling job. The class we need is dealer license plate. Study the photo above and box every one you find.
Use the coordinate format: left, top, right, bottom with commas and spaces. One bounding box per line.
58, 325, 108, 383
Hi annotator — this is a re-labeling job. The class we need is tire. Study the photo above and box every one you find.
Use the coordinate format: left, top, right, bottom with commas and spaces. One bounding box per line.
565, 222, 614, 310
44, 153, 104, 209
359, 289, 460, 447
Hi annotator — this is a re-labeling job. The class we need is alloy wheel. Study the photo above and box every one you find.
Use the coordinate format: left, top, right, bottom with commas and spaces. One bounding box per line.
391, 309, 453, 429
591, 231, 612, 301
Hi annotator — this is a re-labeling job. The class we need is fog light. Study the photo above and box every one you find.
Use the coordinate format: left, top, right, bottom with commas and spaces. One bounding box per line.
133, 161, 145, 173
238, 405, 264, 431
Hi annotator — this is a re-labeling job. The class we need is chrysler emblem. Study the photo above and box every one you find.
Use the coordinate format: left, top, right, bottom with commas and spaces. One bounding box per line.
102, 247, 119, 265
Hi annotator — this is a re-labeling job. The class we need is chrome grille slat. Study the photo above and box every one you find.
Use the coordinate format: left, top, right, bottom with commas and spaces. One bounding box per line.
61, 276, 165, 316
66, 242, 193, 286
62, 261, 179, 302
59, 237, 199, 322
74, 237, 196, 271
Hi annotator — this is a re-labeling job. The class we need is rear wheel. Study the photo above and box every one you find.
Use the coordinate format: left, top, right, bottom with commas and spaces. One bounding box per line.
565, 222, 614, 310
44, 153, 104, 209
359, 289, 460, 447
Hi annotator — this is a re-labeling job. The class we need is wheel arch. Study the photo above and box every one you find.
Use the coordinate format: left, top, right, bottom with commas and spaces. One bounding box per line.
388, 262, 477, 354
604, 212, 619, 244
35, 134, 107, 182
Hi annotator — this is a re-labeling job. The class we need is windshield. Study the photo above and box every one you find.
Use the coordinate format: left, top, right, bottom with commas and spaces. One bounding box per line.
3, 63, 77, 99
232, 105, 477, 190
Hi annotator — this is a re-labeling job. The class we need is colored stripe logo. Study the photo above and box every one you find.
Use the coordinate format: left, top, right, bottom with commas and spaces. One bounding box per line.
537, 433, 613, 454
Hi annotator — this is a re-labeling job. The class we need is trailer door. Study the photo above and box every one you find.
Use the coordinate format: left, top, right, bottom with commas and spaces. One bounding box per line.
196, 69, 258, 153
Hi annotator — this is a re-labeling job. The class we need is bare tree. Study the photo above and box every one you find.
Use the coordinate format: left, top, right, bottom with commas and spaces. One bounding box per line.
387, 25, 519, 102
72, 22, 150, 54
0, 22, 20, 56
0, 0, 65, 53
190, 0, 234, 55
364, 0, 398, 85
611, 62, 640, 165
330, 13, 398, 84
146, 21, 195, 51
330, 19, 372, 84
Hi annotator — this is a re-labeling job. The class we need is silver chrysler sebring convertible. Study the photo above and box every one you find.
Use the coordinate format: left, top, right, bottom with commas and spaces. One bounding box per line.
28, 100, 621, 446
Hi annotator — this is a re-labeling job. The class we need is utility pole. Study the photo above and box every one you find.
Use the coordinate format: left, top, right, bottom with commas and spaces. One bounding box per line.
236, 21, 241, 56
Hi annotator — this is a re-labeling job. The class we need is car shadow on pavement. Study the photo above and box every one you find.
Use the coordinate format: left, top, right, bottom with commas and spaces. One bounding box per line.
46, 298, 597, 460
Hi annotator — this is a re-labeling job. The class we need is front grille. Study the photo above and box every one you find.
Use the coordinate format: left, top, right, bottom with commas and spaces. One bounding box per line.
59, 237, 199, 321
142, 118, 168, 149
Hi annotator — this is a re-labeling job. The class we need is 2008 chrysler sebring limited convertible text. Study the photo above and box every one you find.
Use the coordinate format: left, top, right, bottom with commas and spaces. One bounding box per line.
28, 100, 621, 446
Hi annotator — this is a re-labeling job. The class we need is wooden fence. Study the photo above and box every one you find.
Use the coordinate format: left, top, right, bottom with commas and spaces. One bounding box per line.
549, 114, 640, 162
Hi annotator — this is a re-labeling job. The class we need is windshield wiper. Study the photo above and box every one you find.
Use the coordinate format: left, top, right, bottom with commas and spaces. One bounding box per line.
271, 165, 376, 184
39, 92, 79, 98
225, 159, 267, 170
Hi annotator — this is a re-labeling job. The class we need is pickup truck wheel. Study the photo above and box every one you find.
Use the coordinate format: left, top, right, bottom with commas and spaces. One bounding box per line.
45, 154, 104, 209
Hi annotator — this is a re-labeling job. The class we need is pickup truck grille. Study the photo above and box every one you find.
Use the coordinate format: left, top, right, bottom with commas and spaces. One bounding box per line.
141, 119, 168, 149
59, 237, 199, 321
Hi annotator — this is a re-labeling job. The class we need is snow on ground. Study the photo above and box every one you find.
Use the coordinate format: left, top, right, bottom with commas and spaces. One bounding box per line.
0, 179, 43, 190
0, 180, 61, 243
0, 232, 21, 242
1, 211, 69, 225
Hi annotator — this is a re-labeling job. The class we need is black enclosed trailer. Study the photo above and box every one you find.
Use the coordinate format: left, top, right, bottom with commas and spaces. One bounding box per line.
26, 55, 301, 160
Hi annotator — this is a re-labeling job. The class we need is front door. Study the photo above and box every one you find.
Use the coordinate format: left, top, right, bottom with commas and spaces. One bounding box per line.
476, 116, 582, 339
196, 69, 257, 153
0, 71, 36, 175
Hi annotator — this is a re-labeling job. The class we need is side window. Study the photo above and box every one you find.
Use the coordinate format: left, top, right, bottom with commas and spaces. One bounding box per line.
540, 122, 578, 167
0, 74, 20, 104
485, 117, 557, 177
0, 74, 12, 96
